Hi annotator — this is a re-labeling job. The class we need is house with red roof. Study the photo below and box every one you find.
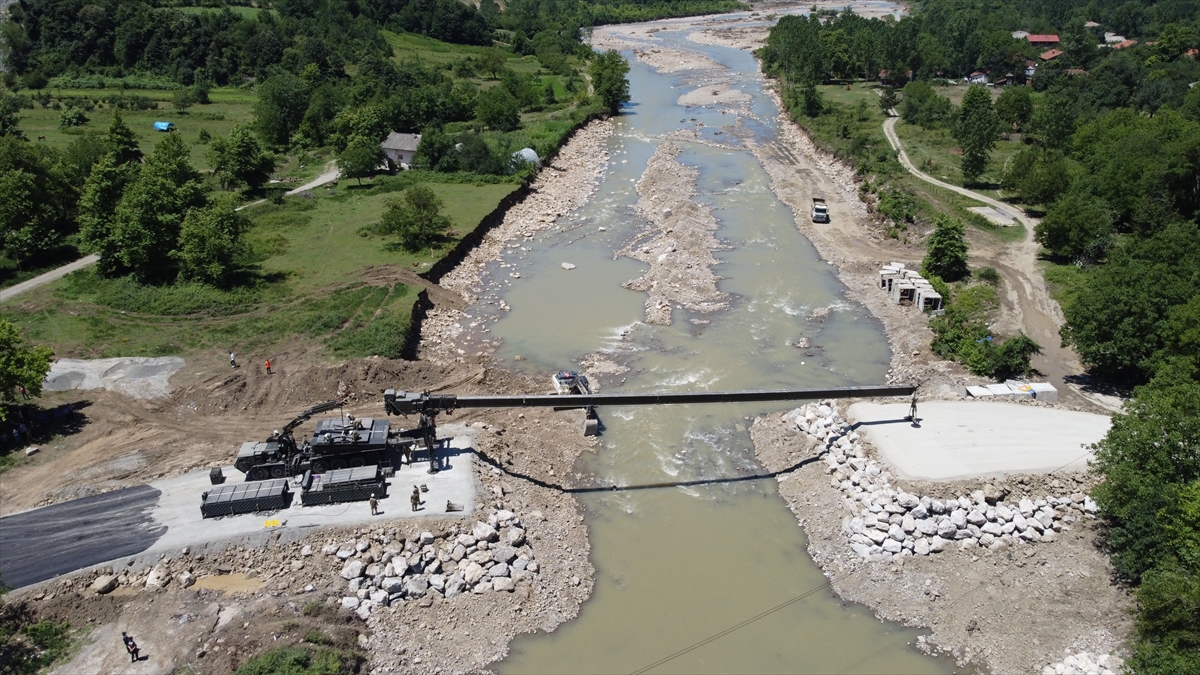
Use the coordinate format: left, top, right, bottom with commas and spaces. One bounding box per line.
1112, 39, 1137, 50
1040, 49, 1064, 61
1026, 34, 1060, 47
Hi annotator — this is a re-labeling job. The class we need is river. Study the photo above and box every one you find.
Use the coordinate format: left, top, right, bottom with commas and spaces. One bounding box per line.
461, 11, 951, 673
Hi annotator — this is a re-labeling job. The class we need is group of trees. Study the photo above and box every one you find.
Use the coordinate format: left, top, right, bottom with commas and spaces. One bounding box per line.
1090, 371, 1200, 674
0, 0, 737, 90
77, 114, 253, 286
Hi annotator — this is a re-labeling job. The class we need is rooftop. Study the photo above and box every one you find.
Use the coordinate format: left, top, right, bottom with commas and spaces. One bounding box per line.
381, 132, 422, 152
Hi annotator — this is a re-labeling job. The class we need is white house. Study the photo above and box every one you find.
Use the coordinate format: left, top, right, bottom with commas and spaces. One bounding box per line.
381, 132, 421, 169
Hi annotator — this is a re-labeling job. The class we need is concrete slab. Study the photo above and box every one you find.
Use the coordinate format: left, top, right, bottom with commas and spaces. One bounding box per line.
968, 205, 1019, 226
847, 401, 1111, 481
147, 432, 478, 554
0, 427, 478, 588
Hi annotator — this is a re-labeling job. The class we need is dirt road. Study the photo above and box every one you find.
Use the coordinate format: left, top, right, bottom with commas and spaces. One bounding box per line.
0, 254, 99, 303
881, 115, 1105, 411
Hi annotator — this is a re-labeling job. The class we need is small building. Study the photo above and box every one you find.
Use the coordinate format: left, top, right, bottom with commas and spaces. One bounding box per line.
878, 263, 942, 311
153, 121, 175, 132
1011, 30, 1030, 40
1104, 32, 1125, 44
1040, 48, 1064, 61
1112, 39, 1137, 50
1026, 34, 1060, 46
1084, 21, 1101, 29
1024, 59, 1038, 78
381, 132, 421, 169
1065, 68, 1089, 77
966, 71, 990, 84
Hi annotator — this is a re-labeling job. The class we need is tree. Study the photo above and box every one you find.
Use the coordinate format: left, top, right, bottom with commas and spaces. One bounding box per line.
58, 107, 88, 127
994, 86, 1032, 131
1091, 372, 1200, 580
0, 319, 53, 420
378, 185, 452, 251
254, 73, 309, 146
922, 215, 969, 281
0, 138, 76, 264
479, 47, 507, 79
1061, 223, 1200, 381
954, 85, 1001, 184
78, 152, 139, 277
172, 196, 248, 286
207, 124, 275, 190
1028, 95, 1077, 151
0, 97, 24, 139
475, 86, 520, 131
106, 111, 142, 166
337, 135, 385, 185
109, 134, 205, 283
878, 86, 898, 115
1035, 191, 1111, 260
590, 50, 631, 115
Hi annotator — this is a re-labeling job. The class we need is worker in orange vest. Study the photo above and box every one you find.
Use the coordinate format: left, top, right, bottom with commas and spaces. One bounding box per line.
265, 359, 272, 375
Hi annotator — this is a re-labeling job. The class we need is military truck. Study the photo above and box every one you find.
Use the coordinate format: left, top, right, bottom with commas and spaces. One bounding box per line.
234, 401, 416, 480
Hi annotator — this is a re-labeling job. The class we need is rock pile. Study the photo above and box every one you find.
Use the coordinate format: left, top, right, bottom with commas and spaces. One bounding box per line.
788, 402, 1099, 561
1043, 651, 1123, 675
330, 510, 539, 620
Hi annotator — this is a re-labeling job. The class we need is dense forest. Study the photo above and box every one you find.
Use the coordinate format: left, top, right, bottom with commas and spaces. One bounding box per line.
765, 2, 1199, 672
0, 0, 741, 86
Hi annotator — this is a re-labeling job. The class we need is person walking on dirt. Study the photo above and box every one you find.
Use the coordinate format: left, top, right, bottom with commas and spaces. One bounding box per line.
17, 385, 29, 399
411, 486, 421, 512
265, 359, 272, 375
369, 494, 379, 515
122, 632, 139, 662
230, 351, 237, 368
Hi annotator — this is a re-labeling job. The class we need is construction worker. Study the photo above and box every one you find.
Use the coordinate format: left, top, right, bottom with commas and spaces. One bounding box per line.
411, 485, 421, 511
369, 493, 379, 516
122, 632, 140, 662
265, 359, 272, 375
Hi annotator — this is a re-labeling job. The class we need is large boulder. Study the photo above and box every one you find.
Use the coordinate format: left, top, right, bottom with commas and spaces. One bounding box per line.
145, 565, 170, 589
405, 576, 429, 598
492, 546, 518, 564
340, 560, 365, 580
487, 563, 510, 578
341, 596, 360, 610
473, 521, 499, 542
380, 577, 405, 594
492, 577, 516, 592
90, 575, 118, 595
178, 571, 196, 589
462, 562, 486, 585
445, 575, 467, 598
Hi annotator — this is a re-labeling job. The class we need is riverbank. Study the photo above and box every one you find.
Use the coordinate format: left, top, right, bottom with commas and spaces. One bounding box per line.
750, 402, 1132, 674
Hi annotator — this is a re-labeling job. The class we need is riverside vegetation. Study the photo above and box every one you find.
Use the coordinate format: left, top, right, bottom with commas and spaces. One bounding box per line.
762, 1, 1200, 670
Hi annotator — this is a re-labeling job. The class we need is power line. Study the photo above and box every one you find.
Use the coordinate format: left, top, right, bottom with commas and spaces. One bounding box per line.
629, 571, 855, 675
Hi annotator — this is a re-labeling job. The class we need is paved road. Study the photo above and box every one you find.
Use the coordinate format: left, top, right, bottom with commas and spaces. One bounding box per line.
0, 485, 165, 588
880, 115, 1106, 411
0, 254, 100, 303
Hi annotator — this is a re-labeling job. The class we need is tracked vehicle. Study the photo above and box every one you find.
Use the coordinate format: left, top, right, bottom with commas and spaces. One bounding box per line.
234, 401, 417, 480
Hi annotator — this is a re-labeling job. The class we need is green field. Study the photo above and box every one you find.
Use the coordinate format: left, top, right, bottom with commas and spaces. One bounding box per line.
893, 118, 1022, 189
15, 90, 256, 171
2, 177, 520, 359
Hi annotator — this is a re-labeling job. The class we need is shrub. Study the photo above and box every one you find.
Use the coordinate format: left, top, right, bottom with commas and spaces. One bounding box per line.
975, 266, 1000, 285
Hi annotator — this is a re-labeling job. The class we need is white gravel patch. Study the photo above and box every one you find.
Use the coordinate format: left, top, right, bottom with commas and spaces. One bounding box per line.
44, 357, 185, 399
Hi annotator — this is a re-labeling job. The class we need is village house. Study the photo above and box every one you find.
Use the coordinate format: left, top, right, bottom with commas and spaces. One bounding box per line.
380, 132, 421, 169
1040, 48, 1064, 61
1026, 34, 1060, 47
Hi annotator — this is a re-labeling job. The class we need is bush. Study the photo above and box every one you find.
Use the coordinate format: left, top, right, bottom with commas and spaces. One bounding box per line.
922, 215, 969, 282
975, 266, 1000, 285
235, 646, 348, 675
58, 107, 89, 127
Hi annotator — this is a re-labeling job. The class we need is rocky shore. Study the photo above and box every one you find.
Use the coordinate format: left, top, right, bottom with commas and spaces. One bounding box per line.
421, 119, 613, 364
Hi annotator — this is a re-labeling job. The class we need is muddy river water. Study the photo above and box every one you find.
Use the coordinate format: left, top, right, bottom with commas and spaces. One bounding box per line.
466, 13, 951, 674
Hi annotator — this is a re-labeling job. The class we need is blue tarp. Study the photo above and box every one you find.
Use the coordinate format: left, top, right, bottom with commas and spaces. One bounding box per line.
153, 121, 175, 131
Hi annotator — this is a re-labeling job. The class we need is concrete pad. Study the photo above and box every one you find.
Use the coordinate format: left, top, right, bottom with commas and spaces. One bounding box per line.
44, 357, 185, 399
147, 432, 478, 554
847, 401, 1111, 481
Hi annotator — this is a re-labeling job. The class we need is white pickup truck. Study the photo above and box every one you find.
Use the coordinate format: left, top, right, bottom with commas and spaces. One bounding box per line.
811, 197, 829, 223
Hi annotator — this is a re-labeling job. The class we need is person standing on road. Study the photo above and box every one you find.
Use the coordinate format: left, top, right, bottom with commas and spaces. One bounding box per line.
369, 494, 379, 515
908, 393, 918, 425
122, 632, 139, 662
411, 486, 421, 511
265, 359, 272, 375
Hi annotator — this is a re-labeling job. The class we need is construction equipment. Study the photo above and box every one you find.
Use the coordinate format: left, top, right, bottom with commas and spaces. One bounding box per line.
383, 384, 915, 473
234, 400, 414, 480
811, 197, 829, 223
